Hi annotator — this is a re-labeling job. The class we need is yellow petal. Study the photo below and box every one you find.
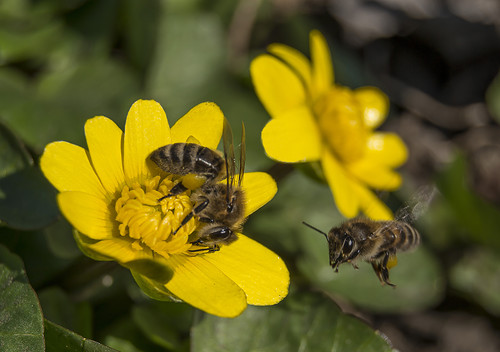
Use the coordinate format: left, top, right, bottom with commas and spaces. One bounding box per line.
163, 254, 247, 318
57, 191, 115, 240
40, 142, 108, 200
268, 43, 312, 91
171, 102, 224, 149
322, 150, 359, 218
85, 116, 125, 195
123, 100, 171, 185
351, 182, 394, 220
310, 30, 334, 97
353, 87, 389, 129
84, 237, 172, 282
85, 237, 173, 282
203, 234, 289, 305
261, 106, 322, 162
240, 172, 277, 217
365, 132, 408, 167
73, 230, 113, 262
348, 161, 402, 190
250, 55, 307, 119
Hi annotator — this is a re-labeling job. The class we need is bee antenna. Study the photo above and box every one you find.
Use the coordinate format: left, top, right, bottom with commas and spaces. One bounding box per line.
302, 221, 328, 239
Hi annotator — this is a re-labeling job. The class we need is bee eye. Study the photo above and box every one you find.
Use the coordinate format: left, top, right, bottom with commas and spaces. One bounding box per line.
343, 236, 354, 254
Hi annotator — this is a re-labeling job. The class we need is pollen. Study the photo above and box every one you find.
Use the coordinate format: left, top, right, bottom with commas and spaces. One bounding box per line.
114, 175, 197, 258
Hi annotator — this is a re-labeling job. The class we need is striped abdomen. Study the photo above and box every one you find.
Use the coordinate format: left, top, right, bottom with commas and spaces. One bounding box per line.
150, 143, 225, 181
378, 220, 420, 252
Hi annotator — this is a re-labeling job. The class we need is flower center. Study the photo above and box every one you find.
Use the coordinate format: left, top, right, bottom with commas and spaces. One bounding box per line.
314, 86, 368, 163
114, 175, 197, 258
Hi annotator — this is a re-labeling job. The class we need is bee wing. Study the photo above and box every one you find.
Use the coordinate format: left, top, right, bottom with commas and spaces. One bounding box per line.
396, 185, 438, 223
238, 122, 246, 187
223, 117, 236, 189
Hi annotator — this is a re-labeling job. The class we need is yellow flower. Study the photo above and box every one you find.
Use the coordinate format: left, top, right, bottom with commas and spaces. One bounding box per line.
40, 100, 289, 318
250, 30, 408, 220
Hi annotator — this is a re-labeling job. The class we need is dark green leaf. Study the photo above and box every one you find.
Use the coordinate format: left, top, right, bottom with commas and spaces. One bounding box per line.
44, 319, 117, 352
437, 154, 500, 249
0, 121, 32, 178
120, 0, 161, 72
44, 219, 81, 260
0, 244, 44, 352
132, 301, 193, 350
191, 290, 395, 352
0, 166, 59, 230
147, 11, 225, 119
38, 287, 92, 337
450, 247, 500, 315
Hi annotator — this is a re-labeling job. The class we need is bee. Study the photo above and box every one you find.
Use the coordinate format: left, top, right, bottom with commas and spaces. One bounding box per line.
303, 218, 420, 286
150, 118, 246, 253
303, 188, 435, 285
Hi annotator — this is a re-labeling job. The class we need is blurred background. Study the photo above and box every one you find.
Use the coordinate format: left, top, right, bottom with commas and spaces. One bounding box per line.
1, 0, 500, 351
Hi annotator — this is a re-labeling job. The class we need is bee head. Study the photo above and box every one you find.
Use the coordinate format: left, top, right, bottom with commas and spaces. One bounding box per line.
327, 227, 355, 270
302, 221, 354, 271
196, 225, 238, 247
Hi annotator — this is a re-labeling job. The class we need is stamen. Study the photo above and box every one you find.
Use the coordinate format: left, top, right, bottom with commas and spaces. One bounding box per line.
114, 175, 198, 258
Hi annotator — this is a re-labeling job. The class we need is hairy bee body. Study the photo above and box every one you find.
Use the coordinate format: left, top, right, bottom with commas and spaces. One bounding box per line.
336, 219, 420, 263
150, 121, 246, 253
150, 143, 225, 182
304, 218, 421, 286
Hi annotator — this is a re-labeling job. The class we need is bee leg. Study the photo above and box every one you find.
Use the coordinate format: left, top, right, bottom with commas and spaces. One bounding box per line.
173, 199, 210, 235
158, 182, 188, 201
372, 251, 396, 287
198, 217, 214, 223
188, 242, 220, 253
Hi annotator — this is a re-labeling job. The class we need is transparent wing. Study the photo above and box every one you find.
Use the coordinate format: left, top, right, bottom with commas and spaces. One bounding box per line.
238, 122, 246, 187
223, 117, 236, 189
396, 185, 438, 223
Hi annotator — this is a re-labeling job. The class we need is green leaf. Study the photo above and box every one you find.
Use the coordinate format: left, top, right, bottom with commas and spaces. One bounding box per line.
147, 10, 225, 118
450, 247, 500, 315
0, 244, 44, 352
0, 119, 58, 230
132, 301, 193, 350
0, 121, 32, 178
38, 287, 92, 337
44, 319, 117, 352
437, 154, 500, 249
0, 166, 59, 230
191, 290, 395, 352
120, 0, 161, 72
44, 219, 81, 260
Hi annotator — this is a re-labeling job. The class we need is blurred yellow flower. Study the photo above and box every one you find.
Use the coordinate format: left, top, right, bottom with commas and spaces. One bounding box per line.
251, 30, 407, 220
40, 100, 289, 318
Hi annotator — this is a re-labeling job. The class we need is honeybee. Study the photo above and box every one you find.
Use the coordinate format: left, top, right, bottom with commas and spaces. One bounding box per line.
150, 118, 246, 253
303, 218, 420, 286
303, 188, 436, 285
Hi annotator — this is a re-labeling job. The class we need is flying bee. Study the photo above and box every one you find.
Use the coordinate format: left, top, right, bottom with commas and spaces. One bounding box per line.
302, 187, 437, 285
303, 218, 420, 286
150, 118, 246, 253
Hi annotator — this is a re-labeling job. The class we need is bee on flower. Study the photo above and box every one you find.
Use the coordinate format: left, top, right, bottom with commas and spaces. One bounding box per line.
250, 30, 408, 220
40, 100, 289, 317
